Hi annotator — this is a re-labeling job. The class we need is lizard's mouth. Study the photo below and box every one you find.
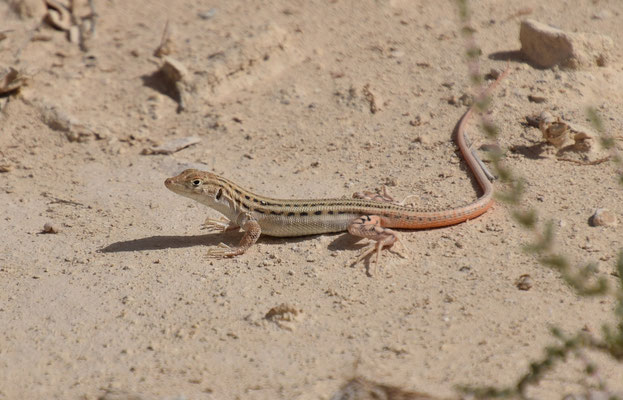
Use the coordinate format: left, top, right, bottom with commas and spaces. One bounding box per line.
164, 178, 180, 192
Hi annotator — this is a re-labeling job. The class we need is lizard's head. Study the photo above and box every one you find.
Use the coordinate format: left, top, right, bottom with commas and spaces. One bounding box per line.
164, 169, 226, 205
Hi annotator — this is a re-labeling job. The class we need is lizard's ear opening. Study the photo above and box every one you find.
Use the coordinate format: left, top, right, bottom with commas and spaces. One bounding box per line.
216, 188, 223, 200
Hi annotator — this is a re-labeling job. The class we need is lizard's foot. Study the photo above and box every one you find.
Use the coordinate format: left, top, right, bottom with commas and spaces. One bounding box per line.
201, 217, 238, 233
205, 219, 261, 259
206, 242, 245, 258
353, 186, 419, 208
352, 186, 396, 204
347, 215, 410, 275
351, 235, 410, 273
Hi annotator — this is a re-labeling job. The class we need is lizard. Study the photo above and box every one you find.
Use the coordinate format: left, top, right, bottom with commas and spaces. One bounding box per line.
164, 68, 508, 267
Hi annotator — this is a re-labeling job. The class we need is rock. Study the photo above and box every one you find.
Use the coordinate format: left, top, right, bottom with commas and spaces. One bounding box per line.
520, 19, 613, 69
161, 56, 188, 83
0, 66, 29, 95
590, 208, 617, 227
516, 274, 533, 291
528, 94, 547, 104
159, 56, 193, 111
42, 222, 59, 234
198, 8, 217, 20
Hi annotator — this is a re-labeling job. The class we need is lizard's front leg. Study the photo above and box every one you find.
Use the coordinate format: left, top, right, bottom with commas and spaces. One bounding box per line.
348, 215, 408, 269
206, 215, 261, 258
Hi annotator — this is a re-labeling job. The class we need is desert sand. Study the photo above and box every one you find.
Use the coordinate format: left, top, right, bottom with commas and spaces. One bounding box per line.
1, 1, 622, 399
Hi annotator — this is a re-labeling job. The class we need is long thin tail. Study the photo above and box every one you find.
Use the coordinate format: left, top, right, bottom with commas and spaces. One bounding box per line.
452, 66, 510, 220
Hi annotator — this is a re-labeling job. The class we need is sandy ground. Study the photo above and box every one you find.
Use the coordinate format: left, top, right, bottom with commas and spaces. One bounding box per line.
1, 0, 623, 399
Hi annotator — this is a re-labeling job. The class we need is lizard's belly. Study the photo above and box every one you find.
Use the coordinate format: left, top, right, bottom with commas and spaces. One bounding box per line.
257, 213, 358, 237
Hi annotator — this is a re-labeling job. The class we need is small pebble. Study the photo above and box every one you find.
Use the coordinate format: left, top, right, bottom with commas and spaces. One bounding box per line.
590, 208, 617, 227
528, 94, 547, 103
42, 222, 59, 234
198, 8, 217, 20
516, 274, 533, 291
486, 68, 501, 79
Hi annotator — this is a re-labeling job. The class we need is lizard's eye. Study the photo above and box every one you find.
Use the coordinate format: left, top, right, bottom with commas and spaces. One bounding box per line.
192, 179, 202, 186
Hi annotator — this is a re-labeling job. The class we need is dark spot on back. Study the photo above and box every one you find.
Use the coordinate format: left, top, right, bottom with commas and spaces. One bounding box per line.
287, 212, 295, 216
300, 212, 308, 216
314, 210, 322, 215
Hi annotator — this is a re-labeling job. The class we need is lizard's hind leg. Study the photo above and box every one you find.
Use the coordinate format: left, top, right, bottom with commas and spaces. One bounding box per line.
352, 185, 418, 207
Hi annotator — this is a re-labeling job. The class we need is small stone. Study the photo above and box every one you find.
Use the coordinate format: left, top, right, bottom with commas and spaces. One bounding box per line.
389, 49, 404, 58
198, 8, 217, 20
528, 94, 547, 103
0, 67, 28, 95
0, 164, 13, 173
516, 274, 533, 291
486, 68, 502, 80
42, 222, 59, 234
520, 19, 613, 69
161, 56, 188, 82
590, 208, 617, 227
